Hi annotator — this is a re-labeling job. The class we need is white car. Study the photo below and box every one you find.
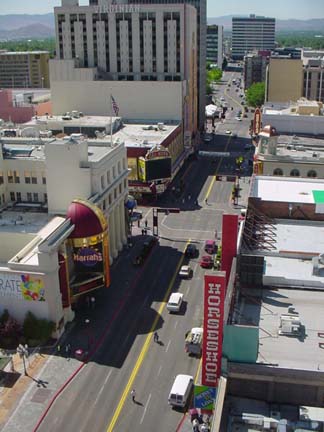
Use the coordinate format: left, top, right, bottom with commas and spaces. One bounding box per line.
225, 130, 231, 135
235, 117, 242, 121
220, 96, 225, 101
167, 293, 184, 312
179, 265, 193, 279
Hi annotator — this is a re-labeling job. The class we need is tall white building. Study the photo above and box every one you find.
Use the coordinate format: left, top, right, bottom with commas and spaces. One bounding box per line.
206, 25, 223, 68
51, 0, 198, 142
232, 14, 275, 60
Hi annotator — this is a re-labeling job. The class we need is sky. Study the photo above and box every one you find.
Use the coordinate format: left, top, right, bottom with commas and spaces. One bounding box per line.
0, 0, 324, 20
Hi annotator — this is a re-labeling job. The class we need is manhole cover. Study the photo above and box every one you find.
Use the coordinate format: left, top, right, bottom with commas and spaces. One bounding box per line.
31, 388, 52, 403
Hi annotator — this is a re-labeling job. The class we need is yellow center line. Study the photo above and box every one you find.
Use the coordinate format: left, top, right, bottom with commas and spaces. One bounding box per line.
106, 240, 191, 432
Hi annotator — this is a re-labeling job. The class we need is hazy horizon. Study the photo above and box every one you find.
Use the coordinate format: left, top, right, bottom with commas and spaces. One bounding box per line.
0, 0, 323, 20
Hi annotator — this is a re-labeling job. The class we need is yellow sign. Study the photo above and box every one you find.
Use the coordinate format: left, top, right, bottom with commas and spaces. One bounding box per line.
138, 157, 146, 182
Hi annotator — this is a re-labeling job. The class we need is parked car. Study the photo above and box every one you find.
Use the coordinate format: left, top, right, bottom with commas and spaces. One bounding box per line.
185, 243, 198, 258
204, 239, 217, 254
167, 292, 184, 312
200, 255, 213, 268
179, 265, 193, 279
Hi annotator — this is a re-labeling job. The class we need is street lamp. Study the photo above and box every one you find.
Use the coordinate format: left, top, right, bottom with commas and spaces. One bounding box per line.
16, 344, 29, 376
41, 76, 44, 88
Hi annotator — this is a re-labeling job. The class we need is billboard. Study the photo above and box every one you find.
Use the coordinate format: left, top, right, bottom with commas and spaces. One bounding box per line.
253, 108, 262, 135
0, 272, 46, 302
194, 385, 217, 410
202, 274, 226, 387
145, 157, 172, 181
73, 244, 104, 274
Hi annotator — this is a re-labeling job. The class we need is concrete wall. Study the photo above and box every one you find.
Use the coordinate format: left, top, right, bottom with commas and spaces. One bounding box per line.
50, 80, 183, 121
260, 160, 324, 179
262, 112, 324, 135
267, 58, 303, 103
0, 90, 35, 123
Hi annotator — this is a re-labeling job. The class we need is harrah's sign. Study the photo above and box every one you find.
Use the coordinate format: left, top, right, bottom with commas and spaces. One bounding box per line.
202, 274, 225, 387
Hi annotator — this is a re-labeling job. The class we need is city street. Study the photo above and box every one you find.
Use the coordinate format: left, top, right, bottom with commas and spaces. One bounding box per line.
1, 70, 253, 432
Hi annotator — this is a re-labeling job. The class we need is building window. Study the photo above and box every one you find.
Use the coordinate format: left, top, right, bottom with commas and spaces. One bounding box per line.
44, 193, 47, 202
290, 169, 300, 177
31, 172, 37, 184
7, 170, 13, 183
273, 168, 283, 176
113, 166, 116, 179
107, 171, 111, 185
0, 171, 3, 185
307, 170, 317, 178
103, 199, 106, 211
25, 171, 31, 184
101, 175, 105, 189
118, 161, 121, 174
10, 192, 15, 201
114, 188, 117, 199
119, 183, 122, 194
108, 194, 112, 205
42, 172, 46, 184
124, 178, 127, 188
16, 192, 21, 202
33, 193, 39, 202
27, 193, 32, 202
123, 158, 126, 170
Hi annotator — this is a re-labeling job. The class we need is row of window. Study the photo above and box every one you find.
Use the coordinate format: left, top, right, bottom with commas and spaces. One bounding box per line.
273, 168, 317, 177
101, 178, 127, 211
100, 159, 126, 190
0, 171, 46, 185
9, 192, 47, 203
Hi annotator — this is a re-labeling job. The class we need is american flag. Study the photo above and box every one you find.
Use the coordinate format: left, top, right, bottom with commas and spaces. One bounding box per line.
111, 95, 119, 116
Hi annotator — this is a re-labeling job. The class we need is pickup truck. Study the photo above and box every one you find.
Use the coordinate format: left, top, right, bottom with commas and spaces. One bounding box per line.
185, 327, 203, 356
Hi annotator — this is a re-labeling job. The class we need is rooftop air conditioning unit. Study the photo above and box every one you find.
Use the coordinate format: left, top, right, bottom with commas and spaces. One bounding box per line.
157, 122, 165, 130
313, 254, 324, 275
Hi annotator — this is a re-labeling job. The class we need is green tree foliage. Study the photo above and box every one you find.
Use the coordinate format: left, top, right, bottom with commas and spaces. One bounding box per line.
23, 311, 55, 344
0, 38, 56, 58
246, 82, 265, 108
206, 67, 222, 94
276, 32, 324, 50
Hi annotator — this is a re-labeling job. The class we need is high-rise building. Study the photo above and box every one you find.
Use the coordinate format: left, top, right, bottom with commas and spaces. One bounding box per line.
207, 25, 223, 68
0, 51, 50, 88
51, 0, 198, 145
232, 15, 275, 60
243, 51, 269, 89
266, 58, 304, 103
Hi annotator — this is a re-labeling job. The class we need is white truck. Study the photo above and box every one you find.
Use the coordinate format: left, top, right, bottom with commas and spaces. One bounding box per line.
185, 327, 203, 356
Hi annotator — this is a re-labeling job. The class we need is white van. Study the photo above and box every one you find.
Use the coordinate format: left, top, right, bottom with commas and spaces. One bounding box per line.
168, 374, 194, 408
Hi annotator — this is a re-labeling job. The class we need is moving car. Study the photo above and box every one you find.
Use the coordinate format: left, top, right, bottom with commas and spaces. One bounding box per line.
185, 243, 198, 258
185, 327, 203, 356
133, 236, 158, 265
235, 116, 242, 121
179, 265, 193, 279
200, 255, 213, 268
167, 292, 184, 312
225, 130, 231, 135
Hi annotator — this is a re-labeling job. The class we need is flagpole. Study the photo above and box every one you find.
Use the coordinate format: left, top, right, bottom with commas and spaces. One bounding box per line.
110, 93, 113, 146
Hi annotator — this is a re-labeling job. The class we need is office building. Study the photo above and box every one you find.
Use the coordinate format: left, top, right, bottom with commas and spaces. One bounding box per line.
266, 57, 303, 103
243, 51, 269, 89
303, 57, 324, 102
51, 0, 198, 145
0, 51, 50, 89
207, 25, 223, 68
232, 15, 275, 60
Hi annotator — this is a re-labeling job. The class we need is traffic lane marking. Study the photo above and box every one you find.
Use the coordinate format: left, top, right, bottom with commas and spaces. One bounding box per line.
140, 393, 152, 425
165, 339, 171, 353
93, 370, 112, 406
106, 240, 188, 432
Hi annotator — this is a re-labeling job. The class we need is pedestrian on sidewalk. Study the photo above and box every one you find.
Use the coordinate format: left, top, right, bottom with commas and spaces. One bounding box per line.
145, 219, 148, 228
153, 331, 159, 343
192, 418, 199, 432
65, 343, 71, 359
141, 228, 144, 235
205, 197, 208, 205
90, 296, 96, 309
131, 389, 136, 403
57, 344, 61, 354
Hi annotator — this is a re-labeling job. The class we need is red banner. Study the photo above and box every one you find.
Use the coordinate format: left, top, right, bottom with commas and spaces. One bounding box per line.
202, 274, 226, 387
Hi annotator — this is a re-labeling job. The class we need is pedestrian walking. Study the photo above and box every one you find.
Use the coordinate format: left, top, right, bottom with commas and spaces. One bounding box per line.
153, 331, 159, 343
141, 228, 144, 235
205, 197, 208, 205
65, 343, 71, 360
90, 296, 95, 309
57, 344, 61, 354
131, 389, 136, 402
187, 194, 191, 201
145, 219, 148, 228
192, 418, 200, 432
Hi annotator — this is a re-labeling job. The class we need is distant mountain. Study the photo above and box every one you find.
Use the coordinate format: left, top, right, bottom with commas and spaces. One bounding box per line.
208, 15, 324, 33
0, 24, 55, 40
0, 13, 54, 40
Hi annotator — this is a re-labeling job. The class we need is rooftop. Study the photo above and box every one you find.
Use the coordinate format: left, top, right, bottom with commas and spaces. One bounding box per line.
114, 122, 179, 148
250, 176, 324, 204
238, 287, 324, 370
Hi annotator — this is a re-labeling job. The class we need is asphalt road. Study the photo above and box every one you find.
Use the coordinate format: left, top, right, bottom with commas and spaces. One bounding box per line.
36, 71, 251, 432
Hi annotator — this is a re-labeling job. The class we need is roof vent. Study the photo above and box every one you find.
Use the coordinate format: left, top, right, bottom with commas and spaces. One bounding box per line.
313, 152, 318, 157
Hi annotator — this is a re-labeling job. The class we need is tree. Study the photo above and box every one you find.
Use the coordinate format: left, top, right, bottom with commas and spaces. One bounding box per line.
246, 82, 265, 108
206, 67, 222, 94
